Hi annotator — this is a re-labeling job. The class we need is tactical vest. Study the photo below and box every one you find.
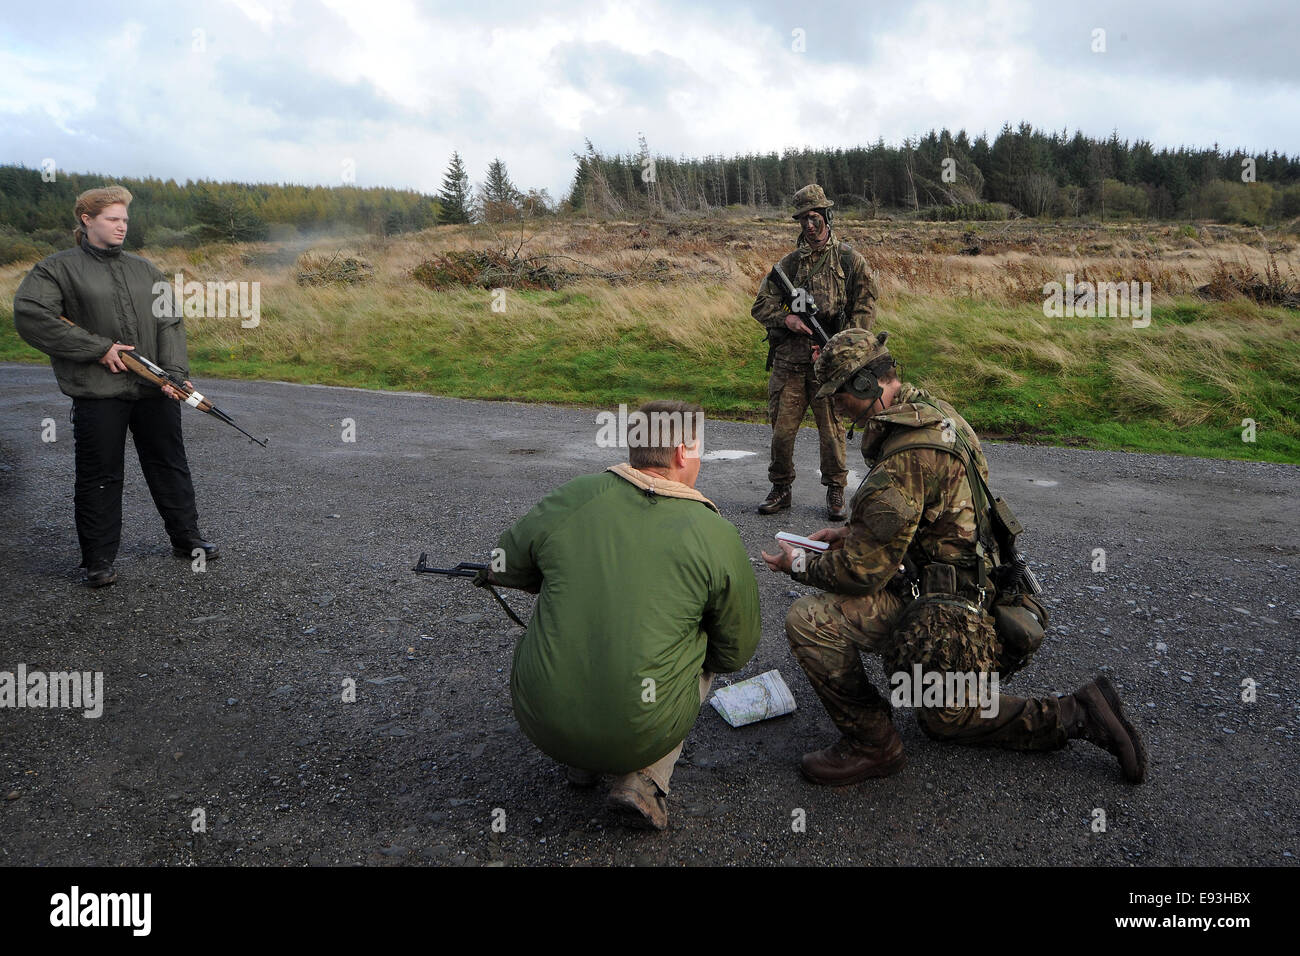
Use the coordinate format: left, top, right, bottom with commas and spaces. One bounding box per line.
817, 240, 861, 335
871, 395, 1049, 679
764, 241, 861, 370
870, 408, 999, 599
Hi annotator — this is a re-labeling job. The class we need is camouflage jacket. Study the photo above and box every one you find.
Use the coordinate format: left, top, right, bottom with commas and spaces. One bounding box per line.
791, 383, 995, 597
751, 236, 878, 369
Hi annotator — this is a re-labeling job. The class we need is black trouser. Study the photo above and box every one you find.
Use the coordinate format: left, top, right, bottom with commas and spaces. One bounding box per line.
72, 395, 201, 565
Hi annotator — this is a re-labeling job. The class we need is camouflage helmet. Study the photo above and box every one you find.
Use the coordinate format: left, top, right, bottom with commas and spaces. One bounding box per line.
814, 329, 893, 399
791, 183, 834, 219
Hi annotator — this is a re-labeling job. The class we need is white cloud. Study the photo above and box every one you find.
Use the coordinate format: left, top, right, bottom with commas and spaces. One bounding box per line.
1, 0, 1296, 197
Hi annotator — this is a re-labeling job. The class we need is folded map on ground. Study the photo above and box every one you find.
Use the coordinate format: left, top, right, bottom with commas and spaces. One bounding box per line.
709, 669, 797, 727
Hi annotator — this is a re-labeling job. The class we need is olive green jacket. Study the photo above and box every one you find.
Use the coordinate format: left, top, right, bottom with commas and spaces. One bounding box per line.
13, 240, 187, 399
493, 464, 761, 774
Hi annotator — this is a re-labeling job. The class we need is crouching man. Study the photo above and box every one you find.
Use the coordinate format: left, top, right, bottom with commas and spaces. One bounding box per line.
761, 330, 1148, 786
480, 400, 761, 829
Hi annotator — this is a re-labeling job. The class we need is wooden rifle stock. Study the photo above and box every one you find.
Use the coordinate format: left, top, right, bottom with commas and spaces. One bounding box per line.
56, 314, 268, 447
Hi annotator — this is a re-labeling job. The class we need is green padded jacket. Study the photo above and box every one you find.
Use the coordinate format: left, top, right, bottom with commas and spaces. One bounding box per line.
492, 464, 761, 773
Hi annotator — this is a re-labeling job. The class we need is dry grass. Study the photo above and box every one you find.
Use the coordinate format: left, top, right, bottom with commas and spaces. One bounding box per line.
3, 215, 1298, 461
5, 216, 1294, 318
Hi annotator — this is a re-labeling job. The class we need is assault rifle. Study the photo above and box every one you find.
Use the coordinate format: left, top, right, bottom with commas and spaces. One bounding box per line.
768, 264, 831, 347
412, 552, 526, 627
60, 315, 268, 447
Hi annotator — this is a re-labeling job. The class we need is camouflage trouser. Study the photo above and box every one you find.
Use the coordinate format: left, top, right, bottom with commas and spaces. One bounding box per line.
785, 591, 1070, 751
767, 363, 847, 488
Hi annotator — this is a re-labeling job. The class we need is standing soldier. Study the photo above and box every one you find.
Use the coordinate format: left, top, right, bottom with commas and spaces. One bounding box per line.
13, 185, 218, 588
761, 330, 1147, 786
752, 184, 878, 520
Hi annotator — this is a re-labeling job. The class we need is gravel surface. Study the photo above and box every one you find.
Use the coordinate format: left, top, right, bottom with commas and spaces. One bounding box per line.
1, 363, 1296, 866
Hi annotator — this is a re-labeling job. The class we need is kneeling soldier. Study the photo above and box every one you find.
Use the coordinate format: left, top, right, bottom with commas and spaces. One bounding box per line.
761, 330, 1147, 785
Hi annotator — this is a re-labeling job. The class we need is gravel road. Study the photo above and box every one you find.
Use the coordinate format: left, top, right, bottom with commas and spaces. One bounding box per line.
1, 363, 1296, 867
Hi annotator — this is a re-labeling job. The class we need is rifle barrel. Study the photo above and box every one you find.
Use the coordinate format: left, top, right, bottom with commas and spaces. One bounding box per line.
412, 553, 526, 626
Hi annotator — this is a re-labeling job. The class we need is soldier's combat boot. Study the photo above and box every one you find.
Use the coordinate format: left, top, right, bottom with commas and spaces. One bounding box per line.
826, 486, 847, 521
800, 726, 906, 786
757, 484, 792, 515
1063, 675, 1148, 784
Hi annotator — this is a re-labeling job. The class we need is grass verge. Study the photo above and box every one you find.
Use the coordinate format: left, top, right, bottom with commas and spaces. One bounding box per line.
3, 269, 1297, 464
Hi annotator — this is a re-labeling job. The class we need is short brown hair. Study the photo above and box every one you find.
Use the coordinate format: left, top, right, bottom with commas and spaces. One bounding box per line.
73, 185, 133, 243
627, 400, 704, 470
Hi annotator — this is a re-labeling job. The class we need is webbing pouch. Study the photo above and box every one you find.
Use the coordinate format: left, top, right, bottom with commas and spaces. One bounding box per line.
991, 591, 1048, 680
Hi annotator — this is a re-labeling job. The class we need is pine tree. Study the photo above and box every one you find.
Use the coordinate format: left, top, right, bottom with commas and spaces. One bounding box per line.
192, 186, 268, 242
479, 158, 520, 223
437, 151, 472, 225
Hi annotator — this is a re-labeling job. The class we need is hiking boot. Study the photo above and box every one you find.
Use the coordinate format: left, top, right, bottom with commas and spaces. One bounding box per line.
800, 729, 906, 786
606, 771, 668, 830
173, 539, 220, 561
827, 486, 848, 521
1065, 675, 1148, 784
565, 766, 600, 789
84, 559, 117, 589
757, 484, 792, 515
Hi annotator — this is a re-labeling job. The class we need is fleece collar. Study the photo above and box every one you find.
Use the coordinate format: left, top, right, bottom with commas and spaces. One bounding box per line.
607, 463, 719, 513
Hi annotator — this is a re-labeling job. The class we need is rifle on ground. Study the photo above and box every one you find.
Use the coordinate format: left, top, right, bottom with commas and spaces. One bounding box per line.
59, 315, 268, 447
413, 552, 526, 627
768, 264, 831, 347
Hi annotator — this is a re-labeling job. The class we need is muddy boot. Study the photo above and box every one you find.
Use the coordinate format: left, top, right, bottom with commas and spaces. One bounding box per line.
606, 771, 668, 830
800, 725, 906, 786
1063, 675, 1148, 784
826, 486, 847, 521
757, 484, 792, 515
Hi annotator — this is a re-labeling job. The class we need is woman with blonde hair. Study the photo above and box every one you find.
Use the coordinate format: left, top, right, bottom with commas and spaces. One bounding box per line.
13, 186, 218, 587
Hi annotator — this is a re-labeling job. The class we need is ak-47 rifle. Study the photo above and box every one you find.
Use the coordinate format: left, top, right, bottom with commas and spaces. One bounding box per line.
768, 263, 831, 348
412, 552, 526, 627
60, 315, 268, 447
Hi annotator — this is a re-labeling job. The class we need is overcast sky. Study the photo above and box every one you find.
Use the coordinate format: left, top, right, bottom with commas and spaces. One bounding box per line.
3, 0, 1297, 199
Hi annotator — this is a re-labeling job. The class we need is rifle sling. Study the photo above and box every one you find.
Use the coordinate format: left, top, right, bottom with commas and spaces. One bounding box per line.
872, 407, 997, 597
486, 585, 527, 628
